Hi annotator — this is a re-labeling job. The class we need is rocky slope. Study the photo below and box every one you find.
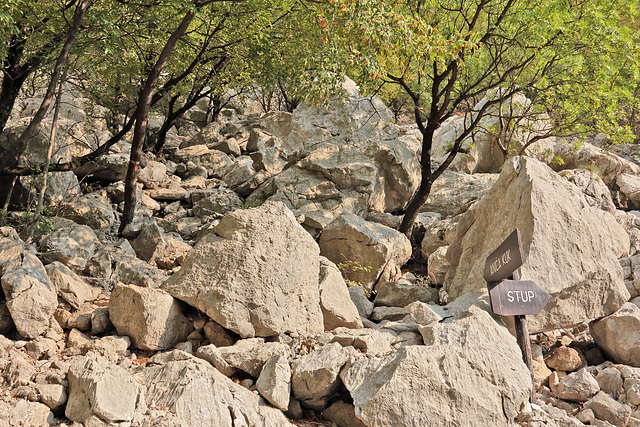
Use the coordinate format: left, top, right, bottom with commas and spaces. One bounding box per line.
0, 79, 639, 426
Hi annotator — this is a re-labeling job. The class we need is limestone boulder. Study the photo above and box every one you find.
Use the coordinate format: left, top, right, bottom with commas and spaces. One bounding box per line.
45, 261, 100, 309
66, 355, 145, 424
348, 286, 374, 319
318, 214, 411, 289
584, 391, 632, 427
1, 251, 57, 339
445, 156, 629, 333
553, 141, 640, 185
137, 160, 170, 189
340, 303, 531, 426
373, 281, 438, 307
590, 303, 640, 367
74, 154, 129, 183
554, 368, 600, 402
0, 399, 55, 427
617, 173, 640, 210
428, 246, 451, 285
39, 219, 98, 269
111, 251, 169, 288
55, 192, 117, 230
421, 215, 460, 259
318, 257, 363, 330
192, 188, 243, 217
143, 351, 293, 426
109, 283, 191, 351
421, 171, 498, 217
561, 169, 616, 213
161, 202, 325, 338
256, 354, 291, 411
216, 338, 290, 377
292, 342, 356, 410
432, 92, 555, 174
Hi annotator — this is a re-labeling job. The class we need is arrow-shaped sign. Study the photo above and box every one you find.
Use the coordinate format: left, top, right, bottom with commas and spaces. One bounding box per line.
483, 229, 524, 282
488, 279, 552, 316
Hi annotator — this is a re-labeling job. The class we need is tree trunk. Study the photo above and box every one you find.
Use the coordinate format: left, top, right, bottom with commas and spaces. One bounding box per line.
0, 0, 94, 170
119, 10, 196, 234
32, 68, 67, 233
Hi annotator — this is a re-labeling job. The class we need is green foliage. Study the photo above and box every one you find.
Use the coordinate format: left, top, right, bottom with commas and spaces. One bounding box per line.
240, 199, 264, 209
336, 260, 376, 297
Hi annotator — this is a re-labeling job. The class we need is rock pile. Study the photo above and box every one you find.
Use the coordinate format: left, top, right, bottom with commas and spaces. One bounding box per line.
1, 78, 640, 426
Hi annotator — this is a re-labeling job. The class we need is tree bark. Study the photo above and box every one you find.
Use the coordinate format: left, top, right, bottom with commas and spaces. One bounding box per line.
0, 0, 94, 171
119, 10, 196, 234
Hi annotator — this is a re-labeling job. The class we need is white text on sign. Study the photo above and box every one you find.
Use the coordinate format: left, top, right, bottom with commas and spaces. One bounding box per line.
489, 249, 511, 276
507, 290, 535, 303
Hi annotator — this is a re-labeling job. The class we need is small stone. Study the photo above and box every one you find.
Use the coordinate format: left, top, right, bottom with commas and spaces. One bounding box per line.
577, 408, 596, 424
554, 368, 600, 402
256, 354, 291, 411
371, 306, 408, 322
584, 391, 632, 427
203, 321, 236, 347
545, 346, 583, 372
322, 401, 367, 427
596, 367, 624, 399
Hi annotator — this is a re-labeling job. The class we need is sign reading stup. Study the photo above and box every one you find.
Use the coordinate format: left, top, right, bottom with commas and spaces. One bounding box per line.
488, 280, 552, 316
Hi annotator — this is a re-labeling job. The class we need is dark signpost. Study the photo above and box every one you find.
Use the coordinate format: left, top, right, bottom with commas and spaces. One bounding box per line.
484, 229, 552, 403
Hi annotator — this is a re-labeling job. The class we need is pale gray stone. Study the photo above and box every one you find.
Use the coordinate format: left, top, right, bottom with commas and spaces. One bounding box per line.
554, 368, 600, 402
553, 141, 640, 185
66, 355, 144, 424
446, 157, 629, 333
348, 286, 374, 319
256, 354, 291, 411
192, 188, 243, 217
331, 327, 396, 354
561, 169, 616, 213
109, 284, 191, 351
46, 261, 100, 309
319, 214, 411, 289
292, 342, 356, 411
2, 255, 57, 339
217, 338, 290, 377
421, 170, 498, 217
0, 399, 55, 426
161, 202, 325, 338
143, 351, 292, 426
322, 401, 367, 427
56, 192, 117, 230
590, 303, 640, 367
405, 301, 444, 325
196, 344, 235, 377
342, 305, 531, 427
421, 215, 460, 259
373, 281, 438, 308
371, 306, 408, 322
39, 221, 98, 269
138, 160, 169, 189
584, 391, 632, 427
428, 246, 451, 284
596, 367, 624, 399
318, 257, 362, 331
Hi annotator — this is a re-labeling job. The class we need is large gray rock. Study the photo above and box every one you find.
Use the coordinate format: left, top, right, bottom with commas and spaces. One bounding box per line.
561, 169, 616, 213
0, 399, 55, 427
162, 201, 324, 338
45, 261, 100, 309
554, 368, 600, 402
216, 338, 290, 377
553, 141, 640, 185
431, 92, 555, 174
584, 391, 632, 427
340, 303, 531, 426
66, 355, 145, 424
1, 251, 57, 339
256, 354, 291, 411
143, 351, 293, 426
109, 283, 191, 351
590, 303, 640, 368
445, 157, 629, 332
292, 342, 356, 410
39, 220, 98, 269
318, 257, 363, 330
421, 171, 498, 217
318, 214, 411, 289
617, 173, 640, 210
56, 192, 117, 230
